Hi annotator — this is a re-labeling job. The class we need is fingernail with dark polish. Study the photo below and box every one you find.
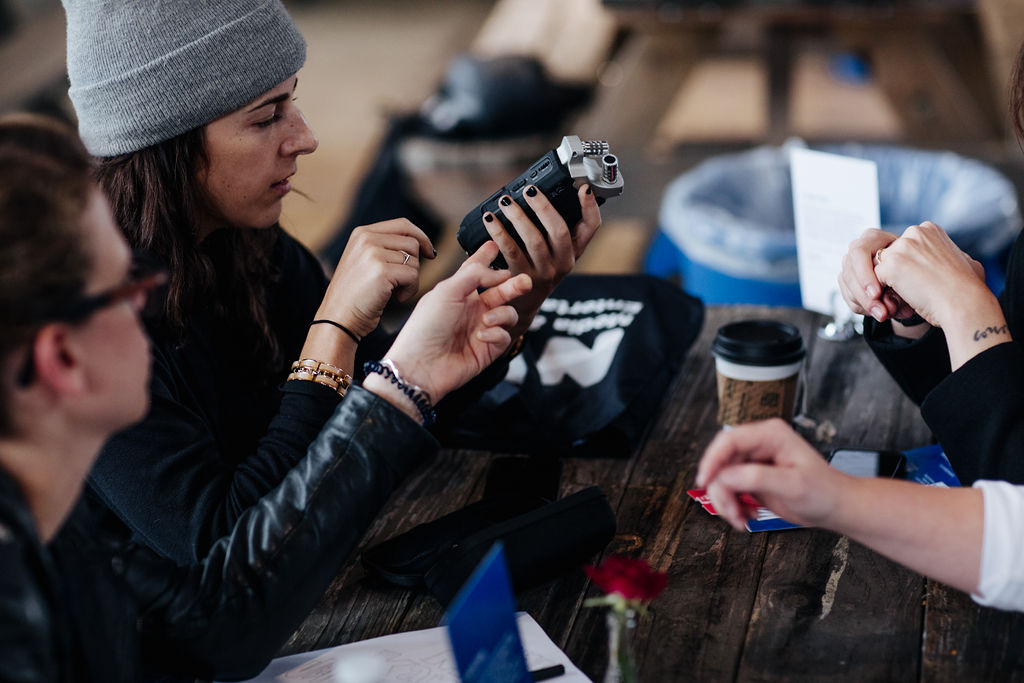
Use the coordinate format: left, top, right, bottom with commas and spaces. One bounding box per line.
499, 196, 512, 207
484, 213, 494, 223
432, 247, 437, 257
525, 185, 537, 197
585, 186, 592, 195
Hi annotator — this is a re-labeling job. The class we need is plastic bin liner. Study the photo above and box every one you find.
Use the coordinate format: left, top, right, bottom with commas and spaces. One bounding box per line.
654, 141, 1022, 295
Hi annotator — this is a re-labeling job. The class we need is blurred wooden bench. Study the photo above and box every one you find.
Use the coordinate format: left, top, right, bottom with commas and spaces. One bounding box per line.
0, 2, 68, 118
607, 0, 1018, 146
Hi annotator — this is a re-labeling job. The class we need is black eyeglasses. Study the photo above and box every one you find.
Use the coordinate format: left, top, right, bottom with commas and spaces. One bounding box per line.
51, 265, 168, 324
15, 260, 168, 387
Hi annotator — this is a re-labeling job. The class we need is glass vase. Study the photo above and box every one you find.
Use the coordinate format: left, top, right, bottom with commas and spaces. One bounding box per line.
603, 607, 638, 683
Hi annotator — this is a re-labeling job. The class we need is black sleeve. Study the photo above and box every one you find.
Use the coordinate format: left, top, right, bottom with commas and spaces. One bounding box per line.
129, 387, 437, 680
863, 320, 952, 405
89, 355, 345, 567
0, 524, 59, 681
920, 341, 1024, 485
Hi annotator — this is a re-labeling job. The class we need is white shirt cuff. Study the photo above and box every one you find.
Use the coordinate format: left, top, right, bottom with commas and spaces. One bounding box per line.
972, 479, 1024, 612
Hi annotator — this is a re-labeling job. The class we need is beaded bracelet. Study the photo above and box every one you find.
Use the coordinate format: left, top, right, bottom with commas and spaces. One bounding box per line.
363, 358, 437, 427
287, 358, 353, 398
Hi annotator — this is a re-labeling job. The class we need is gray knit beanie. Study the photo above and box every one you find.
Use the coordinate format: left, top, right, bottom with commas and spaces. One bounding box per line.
62, 0, 306, 157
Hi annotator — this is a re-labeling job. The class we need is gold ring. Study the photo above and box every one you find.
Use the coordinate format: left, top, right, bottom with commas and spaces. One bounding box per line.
401, 251, 411, 266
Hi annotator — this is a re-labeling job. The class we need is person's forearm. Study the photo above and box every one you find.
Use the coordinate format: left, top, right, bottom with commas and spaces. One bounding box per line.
939, 287, 1010, 371
828, 477, 983, 594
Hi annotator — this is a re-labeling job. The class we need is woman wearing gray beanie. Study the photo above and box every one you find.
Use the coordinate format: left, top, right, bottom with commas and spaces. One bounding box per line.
61, 0, 602, 564
0, 114, 529, 681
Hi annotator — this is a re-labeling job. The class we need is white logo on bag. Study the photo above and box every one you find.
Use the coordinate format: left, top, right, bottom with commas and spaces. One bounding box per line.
506, 297, 644, 387
506, 327, 625, 387
539, 297, 644, 317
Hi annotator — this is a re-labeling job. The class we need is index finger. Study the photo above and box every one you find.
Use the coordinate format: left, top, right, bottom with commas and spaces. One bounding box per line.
479, 273, 532, 309
445, 242, 529, 300
695, 419, 793, 488
368, 218, 437, 260
445, 242, 509, 296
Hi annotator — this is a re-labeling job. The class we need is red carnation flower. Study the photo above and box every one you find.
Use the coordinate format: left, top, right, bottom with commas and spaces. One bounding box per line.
584, 555, 667, 604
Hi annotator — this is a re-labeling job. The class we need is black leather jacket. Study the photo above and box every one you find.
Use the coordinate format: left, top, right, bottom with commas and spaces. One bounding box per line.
0, 387, 435, 682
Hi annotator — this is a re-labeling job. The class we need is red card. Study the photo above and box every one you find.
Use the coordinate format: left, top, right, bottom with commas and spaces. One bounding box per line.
686, 488, 761, 516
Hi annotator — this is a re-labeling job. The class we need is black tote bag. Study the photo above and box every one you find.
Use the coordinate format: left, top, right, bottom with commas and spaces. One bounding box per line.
446, 274, 704, 458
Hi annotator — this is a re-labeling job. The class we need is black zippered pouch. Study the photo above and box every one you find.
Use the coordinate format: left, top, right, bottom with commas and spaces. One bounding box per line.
362, 486, 616, 606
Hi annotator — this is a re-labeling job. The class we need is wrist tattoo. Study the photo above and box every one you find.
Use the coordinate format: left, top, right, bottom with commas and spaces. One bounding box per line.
973, 324, 1009, 342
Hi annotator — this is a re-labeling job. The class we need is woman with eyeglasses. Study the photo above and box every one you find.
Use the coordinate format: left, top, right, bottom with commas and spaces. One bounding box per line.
61, 0, 602, 564
0, 113, 529, 680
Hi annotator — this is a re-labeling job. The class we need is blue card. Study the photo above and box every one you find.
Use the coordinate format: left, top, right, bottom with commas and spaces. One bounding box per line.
443, 542, 531, 683
903, 443, 961, 487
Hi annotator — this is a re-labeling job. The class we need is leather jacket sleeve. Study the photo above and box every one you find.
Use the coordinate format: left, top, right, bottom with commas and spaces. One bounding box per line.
0, 496, 61, 682
89, 342, 345, 564
121, 387, 437, 680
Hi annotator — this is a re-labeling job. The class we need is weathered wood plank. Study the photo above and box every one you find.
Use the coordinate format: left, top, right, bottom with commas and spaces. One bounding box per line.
737, 531, 924, 682
922, 582, 1024, 681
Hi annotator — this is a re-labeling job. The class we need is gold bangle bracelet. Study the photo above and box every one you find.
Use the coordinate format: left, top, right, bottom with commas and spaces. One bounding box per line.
287, 358, 352, 398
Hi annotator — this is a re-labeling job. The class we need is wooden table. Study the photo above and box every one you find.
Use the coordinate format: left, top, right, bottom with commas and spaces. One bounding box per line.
283, 305, 1024, 681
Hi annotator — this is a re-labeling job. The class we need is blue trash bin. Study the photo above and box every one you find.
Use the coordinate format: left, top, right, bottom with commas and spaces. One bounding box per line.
646, 142, 1023, 304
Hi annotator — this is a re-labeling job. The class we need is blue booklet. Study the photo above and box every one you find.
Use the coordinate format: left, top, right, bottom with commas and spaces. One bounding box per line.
443, 542, 532, 683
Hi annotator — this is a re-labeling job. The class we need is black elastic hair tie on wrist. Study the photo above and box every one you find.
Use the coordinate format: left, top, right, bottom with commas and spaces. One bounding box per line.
311, 319, 362, 344
893, 313, 926, 327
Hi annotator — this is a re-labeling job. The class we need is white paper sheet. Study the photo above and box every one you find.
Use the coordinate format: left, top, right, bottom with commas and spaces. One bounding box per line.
790, 147, 880, 316
224, 613, 592, 683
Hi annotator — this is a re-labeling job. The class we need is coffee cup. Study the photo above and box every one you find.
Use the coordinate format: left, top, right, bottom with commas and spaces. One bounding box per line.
711, 320, 805, 427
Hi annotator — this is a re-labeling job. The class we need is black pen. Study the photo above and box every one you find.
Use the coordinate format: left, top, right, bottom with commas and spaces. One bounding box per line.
530, 664, 566, 681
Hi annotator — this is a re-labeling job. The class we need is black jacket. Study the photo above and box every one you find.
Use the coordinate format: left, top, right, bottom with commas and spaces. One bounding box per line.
88, 228, 503, 563
865, 229, 1024, 484
0, 387, 435, 682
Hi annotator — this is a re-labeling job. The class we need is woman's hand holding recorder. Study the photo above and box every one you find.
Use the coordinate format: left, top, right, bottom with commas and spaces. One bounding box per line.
482, 183, 601, 340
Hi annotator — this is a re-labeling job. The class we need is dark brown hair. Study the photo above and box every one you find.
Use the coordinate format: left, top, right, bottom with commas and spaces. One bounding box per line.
94, 129, 280, 372
0, 114, 93, 432
1012, 42, 1024, 144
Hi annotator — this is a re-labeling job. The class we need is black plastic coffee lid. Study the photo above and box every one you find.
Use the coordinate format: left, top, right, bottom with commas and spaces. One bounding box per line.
711, 320, 805, 366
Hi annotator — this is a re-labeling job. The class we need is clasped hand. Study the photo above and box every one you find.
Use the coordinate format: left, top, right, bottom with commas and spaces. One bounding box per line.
838, 222, 987, 329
